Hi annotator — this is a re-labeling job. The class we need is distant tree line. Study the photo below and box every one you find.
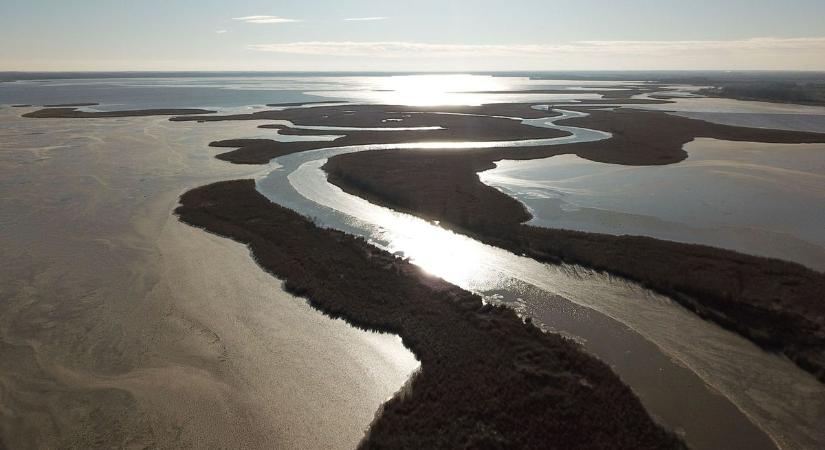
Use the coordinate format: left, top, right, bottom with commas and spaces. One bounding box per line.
701, 82, 825, 106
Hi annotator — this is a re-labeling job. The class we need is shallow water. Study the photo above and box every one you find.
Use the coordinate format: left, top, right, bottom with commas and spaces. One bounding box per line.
0, 108, 417, 448
674, 112, 825, 133
481, 139, 825, 271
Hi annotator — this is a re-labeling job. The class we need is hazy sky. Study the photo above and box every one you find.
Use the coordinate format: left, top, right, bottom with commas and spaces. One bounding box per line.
2, 0, 825, 71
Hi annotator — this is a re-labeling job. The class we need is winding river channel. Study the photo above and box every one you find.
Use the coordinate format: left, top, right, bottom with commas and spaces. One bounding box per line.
256, 108, 825, 450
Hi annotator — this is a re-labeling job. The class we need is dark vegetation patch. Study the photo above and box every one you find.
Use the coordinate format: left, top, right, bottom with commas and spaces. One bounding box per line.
175, 179, 685, 450
42, 102, 100, 107
558, 98, 672, 105
469, 85, 667, 100
322, 107, 825, 382
207, 139, 322, 165
23, 107, 215, 119
265, 101, 348, 107
700, 82, 825, 106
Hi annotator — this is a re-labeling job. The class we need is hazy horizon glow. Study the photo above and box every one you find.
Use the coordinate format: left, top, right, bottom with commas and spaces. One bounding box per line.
2, 0, 825, 71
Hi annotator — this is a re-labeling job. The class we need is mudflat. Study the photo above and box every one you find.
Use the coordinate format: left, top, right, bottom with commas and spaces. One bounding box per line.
0, 110, 417, 449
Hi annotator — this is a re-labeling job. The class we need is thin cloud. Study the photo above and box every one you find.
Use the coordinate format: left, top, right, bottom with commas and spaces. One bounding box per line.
344, 17, 389, 21
248, 37, 825, 58
215, 29, 228, 34
233, 15, 300, 24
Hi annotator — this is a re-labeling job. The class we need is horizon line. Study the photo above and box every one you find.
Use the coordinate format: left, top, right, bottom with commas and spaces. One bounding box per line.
4, 69, 825, 74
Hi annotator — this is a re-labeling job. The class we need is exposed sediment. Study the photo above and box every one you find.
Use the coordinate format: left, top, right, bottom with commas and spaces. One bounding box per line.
176, 179, 685, 450
1, 108, 434, 449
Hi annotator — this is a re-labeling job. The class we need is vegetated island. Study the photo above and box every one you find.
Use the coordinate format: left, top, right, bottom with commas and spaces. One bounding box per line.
266, 100, 349, 107
22, 106, 216, 118
176, 179, 685, 449
469, 86, 669, 100
320, 106, 825, 382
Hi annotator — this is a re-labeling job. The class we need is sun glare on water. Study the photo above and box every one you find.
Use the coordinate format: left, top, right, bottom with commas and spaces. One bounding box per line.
381, 212, 490, 286
373, 74, 507, 106
288, 159, 497, 288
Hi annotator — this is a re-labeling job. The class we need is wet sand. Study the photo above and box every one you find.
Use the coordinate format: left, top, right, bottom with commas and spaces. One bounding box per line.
0, 109, 416, 449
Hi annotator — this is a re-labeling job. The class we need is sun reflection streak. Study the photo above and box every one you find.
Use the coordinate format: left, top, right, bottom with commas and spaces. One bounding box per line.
379, 212, 488, 285
373, 74, 506, 106
288, 159, 497, 288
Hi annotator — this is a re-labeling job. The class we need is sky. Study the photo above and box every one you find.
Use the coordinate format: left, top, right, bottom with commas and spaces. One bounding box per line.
2, 0, 825, 71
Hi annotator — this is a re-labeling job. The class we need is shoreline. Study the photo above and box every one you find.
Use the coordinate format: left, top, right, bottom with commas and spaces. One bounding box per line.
176, 179, 685, 449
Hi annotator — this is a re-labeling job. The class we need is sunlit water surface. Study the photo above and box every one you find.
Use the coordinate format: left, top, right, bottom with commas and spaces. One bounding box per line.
1, 74, 636, 109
